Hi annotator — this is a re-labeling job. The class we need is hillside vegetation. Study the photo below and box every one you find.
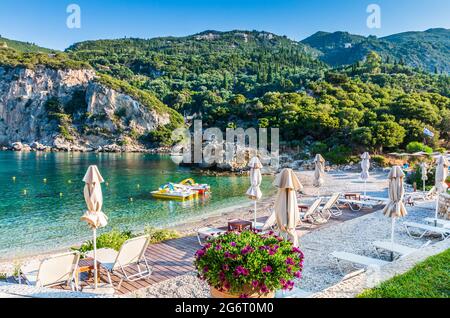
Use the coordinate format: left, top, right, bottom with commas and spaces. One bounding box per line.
0, 36, 55, 53
1, 29, 449, 157
302, 28, 450, 73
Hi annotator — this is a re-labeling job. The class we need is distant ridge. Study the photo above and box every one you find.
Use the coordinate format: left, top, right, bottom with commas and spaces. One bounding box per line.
301, 28, 450, 73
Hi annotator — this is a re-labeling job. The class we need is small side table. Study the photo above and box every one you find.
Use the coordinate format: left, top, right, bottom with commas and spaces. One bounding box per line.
345, 193, 361, 201
76, 257, 100, 289
298, 204, 310, 212
228, 219, 253, 231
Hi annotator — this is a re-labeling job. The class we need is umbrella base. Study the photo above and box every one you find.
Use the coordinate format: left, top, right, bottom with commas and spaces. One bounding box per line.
82, 283, 115, 295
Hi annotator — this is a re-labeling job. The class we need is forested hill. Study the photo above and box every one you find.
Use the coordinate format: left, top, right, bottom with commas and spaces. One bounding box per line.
0, 36, 55, 53
301, 28, 450, 73
1, 29, 449, 159
66, 30, 326, 103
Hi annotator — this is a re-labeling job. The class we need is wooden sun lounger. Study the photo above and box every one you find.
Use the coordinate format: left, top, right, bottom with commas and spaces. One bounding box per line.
331, 251, 389, 274
404, 222, 450, 240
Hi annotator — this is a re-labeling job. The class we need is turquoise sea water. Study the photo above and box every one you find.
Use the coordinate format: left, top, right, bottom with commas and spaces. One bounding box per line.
0, 152, 274, 260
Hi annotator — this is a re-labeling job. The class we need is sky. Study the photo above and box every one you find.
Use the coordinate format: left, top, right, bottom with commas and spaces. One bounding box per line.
0, 0, 449, 50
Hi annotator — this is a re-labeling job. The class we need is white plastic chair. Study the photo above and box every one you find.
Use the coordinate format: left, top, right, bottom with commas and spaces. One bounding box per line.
88, 235, 152, 289
21, 251, 80, 291
299, 198, 323, 226
319, 193, 342, 219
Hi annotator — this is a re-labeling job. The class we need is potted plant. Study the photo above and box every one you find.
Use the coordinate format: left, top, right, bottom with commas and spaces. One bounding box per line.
446, 176, 450, 189
194, 230, 304, 298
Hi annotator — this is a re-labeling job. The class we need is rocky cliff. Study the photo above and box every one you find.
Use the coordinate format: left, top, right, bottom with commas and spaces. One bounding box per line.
0, 66, 172, 151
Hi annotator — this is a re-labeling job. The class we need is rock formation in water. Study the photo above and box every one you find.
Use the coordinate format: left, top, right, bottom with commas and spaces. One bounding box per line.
0, 66, 173, 151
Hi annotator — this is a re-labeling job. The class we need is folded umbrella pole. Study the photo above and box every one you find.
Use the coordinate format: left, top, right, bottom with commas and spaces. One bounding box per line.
273, 168, 303, 247
360, 152, 371, 198
246, 157, 263, 227
434, 156, 449, 223
382, 166, 408, 245
313, 154, 325, 196
80, 165, 108, 289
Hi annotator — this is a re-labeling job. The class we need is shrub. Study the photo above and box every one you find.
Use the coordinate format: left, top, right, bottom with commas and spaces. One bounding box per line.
406, 164, 435, 187
73, 228, 133, 256
406, 141, 433, 154
143, 226, 180, 244
194, 230, 304, 297
371, 155, 387, 167
326, 145, 353, 164
310, 141, 328, 156
434, 147, 447, 154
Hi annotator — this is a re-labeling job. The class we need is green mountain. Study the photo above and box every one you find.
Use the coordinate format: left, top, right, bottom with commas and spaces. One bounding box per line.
301, 28, 450, 73
0, 36, 55, 53
1, 29, 449, 156
66, 30, 326, 113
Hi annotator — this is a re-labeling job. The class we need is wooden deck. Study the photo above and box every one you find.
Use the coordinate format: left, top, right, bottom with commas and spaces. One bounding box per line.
57, 236, 199, 295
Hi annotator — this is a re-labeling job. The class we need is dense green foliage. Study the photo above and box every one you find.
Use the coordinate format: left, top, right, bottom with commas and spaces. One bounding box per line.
194, 230, 304, 296
359, 249, 450, 298
0, 47, 90, 70
0, 36, 55, 53
302, 28, 450, 73
73, 228, 134, 256
64, 31, 450, 154
73, 227, 180, 256
406, 142, 433, 154
144, 226, 180, 243
2, 30, 450, 157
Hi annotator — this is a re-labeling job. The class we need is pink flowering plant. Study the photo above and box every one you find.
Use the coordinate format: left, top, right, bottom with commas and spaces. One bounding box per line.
194, 230, 304, 297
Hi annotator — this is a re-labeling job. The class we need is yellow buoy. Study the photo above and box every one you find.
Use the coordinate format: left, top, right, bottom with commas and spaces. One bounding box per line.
43, 178, 47, 183
12, 176, 16, 182
23, 189, 27, 195
129, 197, 133, 202
105, 182, 109, 187
137, 184, 140, 189
68, 180, 72, 184
60, 192, 63, 197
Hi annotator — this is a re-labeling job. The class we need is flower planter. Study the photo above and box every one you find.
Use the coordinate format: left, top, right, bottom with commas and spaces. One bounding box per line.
194, 230, 304, 299
210, 286, 274, 298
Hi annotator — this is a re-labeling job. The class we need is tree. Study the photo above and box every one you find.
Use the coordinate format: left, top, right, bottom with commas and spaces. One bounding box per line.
371, 121, 406, 153
365, 51, 382, 74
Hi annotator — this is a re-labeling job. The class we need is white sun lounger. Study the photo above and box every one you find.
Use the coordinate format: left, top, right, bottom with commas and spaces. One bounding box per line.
372, 241, 429, 260
406, 187, 436, 201
319, 193, 342, 219
197, 227, 226, 246
87, 235, 152, 289
21, 251, 80, 291
299, 198, 323, 226
331, 251, 389, 274
362, 196, 389, 204
404, 222, 450, 240
337, 198, 379, 211
424, 218, 450, 228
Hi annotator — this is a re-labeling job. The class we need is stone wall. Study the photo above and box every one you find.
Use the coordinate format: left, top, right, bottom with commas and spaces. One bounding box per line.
438, 193, 450, 219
